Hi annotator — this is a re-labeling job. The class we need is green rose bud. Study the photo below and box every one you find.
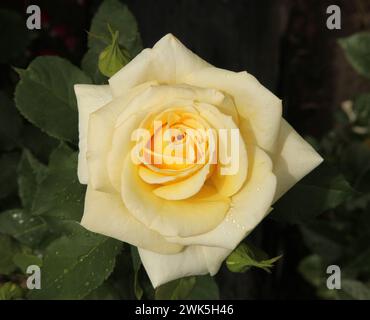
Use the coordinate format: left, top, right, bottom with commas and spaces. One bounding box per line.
226, 243, 282, 273
98, 29, 130, 77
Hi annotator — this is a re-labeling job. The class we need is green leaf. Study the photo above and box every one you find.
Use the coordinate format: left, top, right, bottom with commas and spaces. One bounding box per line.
0, 9, 30, 63
155, 277, 197, 300
21, 124, 59, 163
0, 234, 20, 275
273, 164, 355, 224
226, 243, 282, 273
0, 282, 23, 300
130, 246, 143, 300
300, 223, 344, 263
155, 275, 219, 300
0, 92, 23, 151
0, 209, 48, 247
84, 0, 142, 83
88, 0, 142, 56
298, 254, 338, 299
139, 273, 155, 300
0, 152, 19, 200
84, 281, 121, 300
186, 275, 219, 300
98, 29, 130, 77
340, 142, 370, 192
17, 150, 47, 211
107, 247, 137, 300
15, 56, 91, 143
28, 222, 122, 300
339, 32, 370, 79
13, 252, 42, 273
298, 254, 326, 288
343, 248, 370, 278
353, 94, 370, 130
32, 144, 85, 221
82, 48, 108, 84
341, 279, 370, 300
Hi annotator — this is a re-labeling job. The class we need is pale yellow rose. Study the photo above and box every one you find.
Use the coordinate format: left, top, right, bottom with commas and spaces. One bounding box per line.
74, 34, 323, 288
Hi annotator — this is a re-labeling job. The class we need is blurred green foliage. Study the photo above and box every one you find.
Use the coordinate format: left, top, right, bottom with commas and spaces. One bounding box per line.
296, 32, 370, 300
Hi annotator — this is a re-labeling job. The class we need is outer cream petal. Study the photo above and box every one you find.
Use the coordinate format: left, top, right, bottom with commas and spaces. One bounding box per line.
165, 146, 276, 249
81, 186, 183, 254
86, 82, 154, 192
74, 84, 112, 184
139, 245, 230, 288
107, 112, 144, 191
184, 67, 282, 153
109, 34, 211, 98
272, 119, 324, 202
115, 84, 225, 127
121, 156, 230, 237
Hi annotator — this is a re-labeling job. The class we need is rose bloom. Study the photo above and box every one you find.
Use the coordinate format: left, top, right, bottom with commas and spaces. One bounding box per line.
74, 34, 322, 288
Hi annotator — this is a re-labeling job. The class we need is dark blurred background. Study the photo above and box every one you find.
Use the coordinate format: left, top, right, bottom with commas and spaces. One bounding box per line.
1, 0, 370, 299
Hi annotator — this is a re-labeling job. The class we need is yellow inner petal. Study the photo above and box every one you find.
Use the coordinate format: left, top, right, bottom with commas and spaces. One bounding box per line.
130, 100, 247, 201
